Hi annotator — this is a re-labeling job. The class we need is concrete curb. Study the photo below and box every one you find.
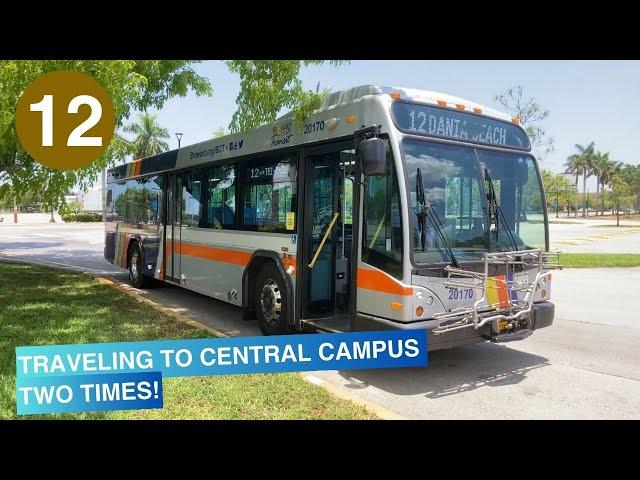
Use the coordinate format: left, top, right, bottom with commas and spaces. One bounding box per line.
0, 258, 405, 420
299, 373, 405, 420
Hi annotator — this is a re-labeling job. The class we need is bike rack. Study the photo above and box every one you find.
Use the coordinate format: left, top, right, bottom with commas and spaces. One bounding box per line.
432, 249, 562, 335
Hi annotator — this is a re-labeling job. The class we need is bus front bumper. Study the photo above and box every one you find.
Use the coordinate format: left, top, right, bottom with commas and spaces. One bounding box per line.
354, 301, 555, 351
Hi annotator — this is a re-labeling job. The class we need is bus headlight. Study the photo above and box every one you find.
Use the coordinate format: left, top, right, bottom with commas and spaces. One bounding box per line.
416, 291, 424, 301
425, 295, 434, 306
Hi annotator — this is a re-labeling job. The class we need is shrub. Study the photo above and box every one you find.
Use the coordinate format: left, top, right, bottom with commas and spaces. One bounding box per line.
62, 213, 102, 222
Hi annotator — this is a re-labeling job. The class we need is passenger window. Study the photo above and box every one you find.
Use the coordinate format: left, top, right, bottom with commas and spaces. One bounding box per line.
240, 157, 297, 233
182, 169, 202, 227
205, 165, 236, 229
145, 175, 164, 226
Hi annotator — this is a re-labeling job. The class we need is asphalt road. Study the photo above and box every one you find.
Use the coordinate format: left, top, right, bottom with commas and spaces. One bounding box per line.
1, 221, 639, 419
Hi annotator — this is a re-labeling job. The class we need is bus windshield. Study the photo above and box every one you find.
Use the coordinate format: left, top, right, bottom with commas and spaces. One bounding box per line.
403, 139, 546, 266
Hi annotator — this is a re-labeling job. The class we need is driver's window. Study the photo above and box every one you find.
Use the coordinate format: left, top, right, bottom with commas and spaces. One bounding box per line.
362, 141, 403, 280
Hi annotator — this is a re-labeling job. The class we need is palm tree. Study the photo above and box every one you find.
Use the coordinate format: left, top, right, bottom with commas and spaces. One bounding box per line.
591, 151, 610, 216
123, 113, 170, 159
564, 153, 584, 217
565, 142, 595, 216
597, 155, 617, 215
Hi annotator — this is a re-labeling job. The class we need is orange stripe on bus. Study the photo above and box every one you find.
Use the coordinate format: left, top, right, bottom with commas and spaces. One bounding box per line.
357, 268, 412, 296
174, 242, 252, 266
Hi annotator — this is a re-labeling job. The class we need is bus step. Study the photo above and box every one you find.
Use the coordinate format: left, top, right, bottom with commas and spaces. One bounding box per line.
301, 315, 351, 333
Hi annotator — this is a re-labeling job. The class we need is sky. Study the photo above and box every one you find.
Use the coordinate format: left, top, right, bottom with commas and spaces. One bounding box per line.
144, 60, 640, 189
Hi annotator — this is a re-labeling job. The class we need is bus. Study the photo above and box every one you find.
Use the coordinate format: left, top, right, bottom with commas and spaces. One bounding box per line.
104, 85, 558, 350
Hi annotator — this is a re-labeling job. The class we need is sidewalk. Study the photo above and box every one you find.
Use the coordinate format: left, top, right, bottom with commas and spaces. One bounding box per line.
0, 212, 63, 224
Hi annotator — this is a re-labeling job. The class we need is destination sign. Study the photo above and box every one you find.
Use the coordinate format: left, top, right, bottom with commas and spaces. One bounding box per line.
392, 102, 530, 150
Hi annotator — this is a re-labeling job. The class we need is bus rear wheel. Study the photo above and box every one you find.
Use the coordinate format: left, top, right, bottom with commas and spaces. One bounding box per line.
254, 263, 291, 335
128, 243, 153, 289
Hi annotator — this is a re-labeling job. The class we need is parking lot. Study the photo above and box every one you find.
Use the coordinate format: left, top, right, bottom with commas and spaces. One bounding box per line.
1, 218, 639, 419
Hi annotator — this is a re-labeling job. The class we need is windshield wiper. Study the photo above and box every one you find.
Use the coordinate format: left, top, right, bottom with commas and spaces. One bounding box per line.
484, 168, 519, 251
416, 168, 460, 268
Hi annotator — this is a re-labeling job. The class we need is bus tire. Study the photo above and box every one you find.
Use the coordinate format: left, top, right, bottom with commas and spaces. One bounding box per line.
128, 243, 153, 289
254, 263, 291, 335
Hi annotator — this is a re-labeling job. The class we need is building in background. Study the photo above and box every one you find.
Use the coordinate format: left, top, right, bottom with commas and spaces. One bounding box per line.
65, 186, 103, 212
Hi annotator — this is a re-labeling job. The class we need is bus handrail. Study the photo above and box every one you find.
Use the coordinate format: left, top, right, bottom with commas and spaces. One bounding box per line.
308, 212, 340, 269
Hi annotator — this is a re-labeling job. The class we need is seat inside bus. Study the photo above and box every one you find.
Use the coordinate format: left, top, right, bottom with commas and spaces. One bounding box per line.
209, 204, 235, 227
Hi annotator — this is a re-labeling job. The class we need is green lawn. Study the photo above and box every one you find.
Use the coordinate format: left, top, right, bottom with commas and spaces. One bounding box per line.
0, 263, 375, 420
561, 253, 640, 268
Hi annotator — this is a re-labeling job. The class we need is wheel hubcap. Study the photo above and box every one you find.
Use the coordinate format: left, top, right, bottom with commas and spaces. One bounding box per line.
130, 252, 139, 280
260, 279, 282, 324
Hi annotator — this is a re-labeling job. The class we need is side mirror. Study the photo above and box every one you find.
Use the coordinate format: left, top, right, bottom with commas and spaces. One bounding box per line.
360, 137, 386, 176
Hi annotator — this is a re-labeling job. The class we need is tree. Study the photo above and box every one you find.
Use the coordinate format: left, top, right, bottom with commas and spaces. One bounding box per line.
122, 113, 170, 159
495, 86, 554, 161
212, 127, 226, 138
620, 164, 640, 213
597, 156, 620, 215
541, 170, 576, 217
591, 150, 611, 215
0, 60, 212, 216
1, 60, 348, 213
565, 142, 596, 216
609, 175, 631, 226
226, 60, 347, 132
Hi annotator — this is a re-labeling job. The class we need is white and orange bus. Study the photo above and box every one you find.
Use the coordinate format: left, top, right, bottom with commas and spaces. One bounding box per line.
105, 85, 557, 350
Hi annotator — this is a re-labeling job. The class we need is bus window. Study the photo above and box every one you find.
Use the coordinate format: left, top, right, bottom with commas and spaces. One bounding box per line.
182, 169, 202, 227
116, 178, 150, 225
240, 158, 296, 233
205, 165, 236, 229
105, 188, 114, 221
145, 175, 164, 225
111, 181, 127, 222
362, 143, 403, 279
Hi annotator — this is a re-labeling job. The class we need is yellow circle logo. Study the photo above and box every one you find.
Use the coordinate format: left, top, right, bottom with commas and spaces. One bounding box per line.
15, 71, 115, 170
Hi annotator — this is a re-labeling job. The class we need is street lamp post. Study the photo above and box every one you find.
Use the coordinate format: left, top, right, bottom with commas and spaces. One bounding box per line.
555, 184, 559, 218
175, 132, 183, 149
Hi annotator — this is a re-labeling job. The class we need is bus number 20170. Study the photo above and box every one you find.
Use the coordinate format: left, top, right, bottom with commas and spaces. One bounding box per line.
448, 288, 474, 300
303, 121, 325, 134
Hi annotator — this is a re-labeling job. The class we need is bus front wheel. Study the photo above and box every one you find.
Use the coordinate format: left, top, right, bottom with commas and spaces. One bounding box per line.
254, 263, 291, 335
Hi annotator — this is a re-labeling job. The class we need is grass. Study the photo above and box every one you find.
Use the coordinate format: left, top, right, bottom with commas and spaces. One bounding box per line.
0, 263, 375, 420
561, 253, 640, 268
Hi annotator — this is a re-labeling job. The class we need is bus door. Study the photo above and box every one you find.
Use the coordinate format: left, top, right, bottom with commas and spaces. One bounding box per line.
300, 143, 357, 327
164, 172, 182, 282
